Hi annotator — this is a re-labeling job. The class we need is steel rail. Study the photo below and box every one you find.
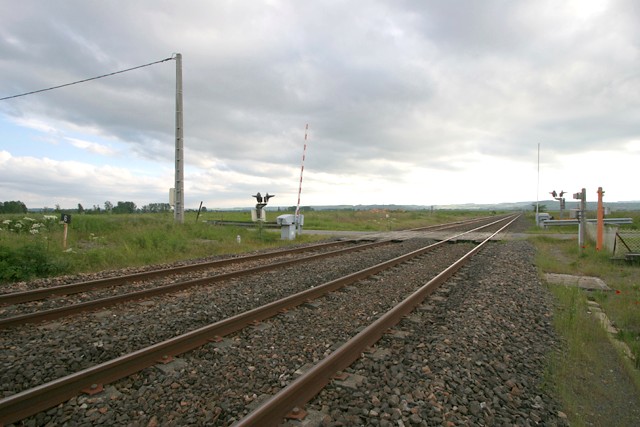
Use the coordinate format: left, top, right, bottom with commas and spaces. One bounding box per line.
407, 214, 509, 232
0, 241, 389, 329
0, 216, 512, 328
0, 240, 354, 306
0, 215, 516, 425
236, 214, 520, 426
0, 215, 504, 306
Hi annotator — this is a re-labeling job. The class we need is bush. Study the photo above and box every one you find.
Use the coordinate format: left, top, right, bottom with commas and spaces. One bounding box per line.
0, 243, 70, 282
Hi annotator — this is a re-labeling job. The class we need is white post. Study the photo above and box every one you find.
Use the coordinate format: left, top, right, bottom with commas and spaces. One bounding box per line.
63, 223, 68, 250
174, 53, 185, 223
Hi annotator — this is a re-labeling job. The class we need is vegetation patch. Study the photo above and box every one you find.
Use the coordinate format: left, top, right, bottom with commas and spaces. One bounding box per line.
532, 219, 640, 425
0, 209, 497, 284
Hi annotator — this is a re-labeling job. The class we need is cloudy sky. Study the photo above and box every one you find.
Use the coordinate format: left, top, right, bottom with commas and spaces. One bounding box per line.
1, 0, 639, 210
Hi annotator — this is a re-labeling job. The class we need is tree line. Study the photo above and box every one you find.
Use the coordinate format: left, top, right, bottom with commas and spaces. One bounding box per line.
0, 201, 28, 214
0, 201, 196, 214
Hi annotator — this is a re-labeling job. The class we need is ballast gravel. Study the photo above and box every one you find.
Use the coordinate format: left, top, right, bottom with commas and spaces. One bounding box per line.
1, 239, 435, 396
4, 224, 567, 426
305, 239, 566, 426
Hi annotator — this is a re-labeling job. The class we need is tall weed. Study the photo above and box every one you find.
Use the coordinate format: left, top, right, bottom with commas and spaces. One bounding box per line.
0, 242, 70, 282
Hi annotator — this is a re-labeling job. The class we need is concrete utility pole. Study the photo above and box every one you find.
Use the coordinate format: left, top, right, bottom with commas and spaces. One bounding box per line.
174, 53, 184, 223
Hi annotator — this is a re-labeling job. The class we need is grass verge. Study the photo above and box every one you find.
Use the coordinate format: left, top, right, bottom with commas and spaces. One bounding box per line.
0, 212, 325, 283
533, 234, 640, 425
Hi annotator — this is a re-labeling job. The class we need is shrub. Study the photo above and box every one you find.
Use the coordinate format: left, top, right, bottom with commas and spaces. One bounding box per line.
0, 243, 70, 282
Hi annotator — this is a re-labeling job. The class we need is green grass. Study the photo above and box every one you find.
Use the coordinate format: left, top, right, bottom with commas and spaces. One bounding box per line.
284, 208, 501, 231
0, 212, 319, 283
531, 219, 640, 425
205, 208, 503, 231
532, 234, 640, 358
547, 285, 640, 426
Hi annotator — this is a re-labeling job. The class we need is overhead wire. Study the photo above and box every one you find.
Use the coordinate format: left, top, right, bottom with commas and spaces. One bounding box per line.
0, 56, 175, 101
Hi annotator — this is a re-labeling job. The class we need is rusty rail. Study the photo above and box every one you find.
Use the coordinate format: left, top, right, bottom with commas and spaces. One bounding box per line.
407, 214, 508, 232
0, 215, 517, 425
236, 215, 520, 426
0, 215, 504, 307
0, 241, 388, 329
0, 240, 353, 306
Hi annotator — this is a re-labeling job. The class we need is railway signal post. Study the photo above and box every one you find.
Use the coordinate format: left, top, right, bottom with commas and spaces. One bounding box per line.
573, 188, 587, 251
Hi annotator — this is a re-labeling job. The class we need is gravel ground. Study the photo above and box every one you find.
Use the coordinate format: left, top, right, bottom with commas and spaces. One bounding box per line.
1, 239, 435, 398
10, 241, 476, 426
4, 216, 567, 426
303, 239, 567, 426
0, 240, 356, 297
0, 241, 377, 317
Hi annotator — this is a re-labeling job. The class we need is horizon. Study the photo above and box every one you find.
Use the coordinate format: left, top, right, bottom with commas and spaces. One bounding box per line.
20, 198, 640, 213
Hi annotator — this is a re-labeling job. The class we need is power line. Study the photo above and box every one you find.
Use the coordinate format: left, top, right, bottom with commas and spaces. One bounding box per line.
0, 56, 175, 101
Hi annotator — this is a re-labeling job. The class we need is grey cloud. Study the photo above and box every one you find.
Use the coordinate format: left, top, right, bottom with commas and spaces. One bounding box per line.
2, 1, 640, 206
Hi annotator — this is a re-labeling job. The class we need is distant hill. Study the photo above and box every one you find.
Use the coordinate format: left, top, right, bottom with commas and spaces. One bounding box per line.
268, 200, 640, 212
30, 200, 640, 214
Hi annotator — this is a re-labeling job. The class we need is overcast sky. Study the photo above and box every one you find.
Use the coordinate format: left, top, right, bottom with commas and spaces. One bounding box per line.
1, 0, 639, 210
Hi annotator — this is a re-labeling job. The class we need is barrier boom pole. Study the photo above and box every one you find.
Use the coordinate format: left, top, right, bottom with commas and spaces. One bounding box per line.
295, 124, 308, 234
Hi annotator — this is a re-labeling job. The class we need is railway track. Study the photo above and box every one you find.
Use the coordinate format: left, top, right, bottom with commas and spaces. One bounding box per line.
0, 215, 528, 425
0, 240, 390, 328
0, 239, 353, 304
0, 215, 506, 329
237, 216, 518, 425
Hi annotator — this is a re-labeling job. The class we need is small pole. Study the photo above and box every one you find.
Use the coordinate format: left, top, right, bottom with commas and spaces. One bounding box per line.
596, 187, 604, 251
196, 201, 203, 222
60, 213, 71, 250
63, 223, 68, 250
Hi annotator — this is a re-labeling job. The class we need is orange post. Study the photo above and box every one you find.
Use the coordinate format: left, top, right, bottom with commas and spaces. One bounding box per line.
596, 187, 604, 251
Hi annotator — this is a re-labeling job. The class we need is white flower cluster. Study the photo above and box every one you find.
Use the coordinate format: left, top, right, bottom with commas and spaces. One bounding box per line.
1, 215, 60, 235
